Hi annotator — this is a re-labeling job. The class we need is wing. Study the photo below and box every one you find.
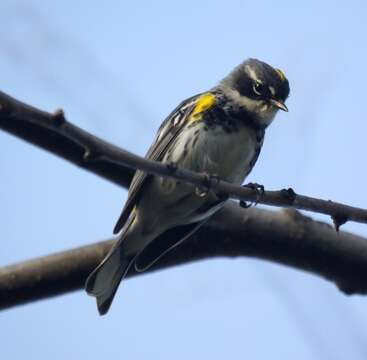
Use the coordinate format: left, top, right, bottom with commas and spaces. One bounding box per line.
134, 219, 208, 272
113, 93, 202, 234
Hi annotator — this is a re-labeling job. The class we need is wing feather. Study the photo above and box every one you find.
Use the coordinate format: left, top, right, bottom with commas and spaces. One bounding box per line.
113, 93, 202, 234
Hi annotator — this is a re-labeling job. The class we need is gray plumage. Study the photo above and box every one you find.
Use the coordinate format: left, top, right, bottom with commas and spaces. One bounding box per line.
85, 58, 290, 315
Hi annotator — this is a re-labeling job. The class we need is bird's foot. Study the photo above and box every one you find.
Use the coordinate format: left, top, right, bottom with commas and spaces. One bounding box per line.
239, 182, 265, 208
195, 173, 221, 198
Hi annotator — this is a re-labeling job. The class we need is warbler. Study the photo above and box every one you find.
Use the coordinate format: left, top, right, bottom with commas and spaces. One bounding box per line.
85, 58, 290, 315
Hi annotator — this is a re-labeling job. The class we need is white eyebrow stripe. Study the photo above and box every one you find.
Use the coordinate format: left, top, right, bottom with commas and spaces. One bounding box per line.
245, 65, 260, 82
269, 86, 275, 95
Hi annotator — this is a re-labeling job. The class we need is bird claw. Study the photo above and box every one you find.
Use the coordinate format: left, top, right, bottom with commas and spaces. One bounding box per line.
244, 182, 265, 195
241, 182, 265, 207
195, 173, 221, 198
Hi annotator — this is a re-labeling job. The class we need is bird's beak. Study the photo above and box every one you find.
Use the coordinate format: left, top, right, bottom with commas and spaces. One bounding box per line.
270, 99, 288, 112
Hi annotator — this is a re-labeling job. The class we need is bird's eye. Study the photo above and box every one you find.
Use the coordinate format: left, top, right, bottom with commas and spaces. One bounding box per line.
252, 81, 264, 96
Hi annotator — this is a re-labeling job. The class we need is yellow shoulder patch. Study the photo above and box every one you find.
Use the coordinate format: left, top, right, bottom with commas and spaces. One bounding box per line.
275, 68, 286, 82
189, 93, 216, 123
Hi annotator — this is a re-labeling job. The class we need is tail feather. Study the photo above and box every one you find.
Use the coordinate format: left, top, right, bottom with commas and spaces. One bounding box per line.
85, 243, 135, 315
85, 217, 137, 315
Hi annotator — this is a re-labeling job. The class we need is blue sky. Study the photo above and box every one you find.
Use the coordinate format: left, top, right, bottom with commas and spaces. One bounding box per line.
1, 0, 367, 359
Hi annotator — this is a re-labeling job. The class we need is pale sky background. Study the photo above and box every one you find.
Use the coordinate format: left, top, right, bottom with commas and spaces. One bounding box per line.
1, 1, 367, 359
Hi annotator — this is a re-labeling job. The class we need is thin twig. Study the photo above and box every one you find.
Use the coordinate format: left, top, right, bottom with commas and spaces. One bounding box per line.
0, 90, 366, 228
0, 91, 133, 188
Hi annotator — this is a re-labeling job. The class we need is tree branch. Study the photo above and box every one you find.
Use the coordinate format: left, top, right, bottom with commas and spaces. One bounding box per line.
1, 89, 367, 311
1, 203, 367, 311
0, 91, 134, 188
0, 90, 366, 228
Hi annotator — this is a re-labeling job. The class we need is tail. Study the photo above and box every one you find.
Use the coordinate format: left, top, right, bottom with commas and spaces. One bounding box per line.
85, 219, 137, 315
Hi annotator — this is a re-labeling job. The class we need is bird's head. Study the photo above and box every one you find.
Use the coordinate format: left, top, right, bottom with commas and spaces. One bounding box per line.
218, 58, 290, 128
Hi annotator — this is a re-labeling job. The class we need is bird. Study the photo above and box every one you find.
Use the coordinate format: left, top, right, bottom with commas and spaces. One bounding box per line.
85, 58, 290, 315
